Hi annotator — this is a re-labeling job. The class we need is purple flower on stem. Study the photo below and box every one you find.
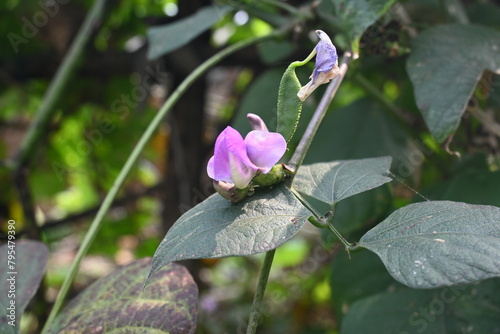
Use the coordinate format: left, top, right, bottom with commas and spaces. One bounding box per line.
297, 30, 340, 102
207, 114, 286, 190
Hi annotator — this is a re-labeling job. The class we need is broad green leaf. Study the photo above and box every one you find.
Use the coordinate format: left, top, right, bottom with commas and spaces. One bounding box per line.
48, 259, 198, 334
420, 169, 500, 207
293, 156, 392, 206
359, 201, 500, 288
147, 5, 229, 60
330, 0, 397, 50
148, 184, 311, 282
341, 279, 500, 334
304, 99, 410, 165
276, 63, 303, 142
258, 39, 296, 64
407, 24, 500, 143
0, 240, 48, 333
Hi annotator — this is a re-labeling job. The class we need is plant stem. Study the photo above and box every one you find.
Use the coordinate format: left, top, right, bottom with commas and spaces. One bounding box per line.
246, 249, 276, 334
288, 52, 353, 170
13, 0, 106, 171
41, 33, 274, 333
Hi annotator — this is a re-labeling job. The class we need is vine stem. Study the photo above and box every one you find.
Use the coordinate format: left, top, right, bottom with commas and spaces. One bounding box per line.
246, 249, 276, 334
288, 51, 353, 170
41, 33, 274, 333
13, 0, 106, 171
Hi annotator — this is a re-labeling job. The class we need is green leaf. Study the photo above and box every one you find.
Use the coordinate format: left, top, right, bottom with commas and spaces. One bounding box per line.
0, 240, 48, 333
420, 169, 500, 207
407, 24, 500, 143
258, 39, 296, 64
48, 259, 198, 334
293, 156, 392, 207
276, 63, 303, 142
148, 184, 311, 282
358, 201, 500, 288
330, 0, 397, 50
304, 99, 410, 164
341, 279, 500, 334
147, 5, 229, 60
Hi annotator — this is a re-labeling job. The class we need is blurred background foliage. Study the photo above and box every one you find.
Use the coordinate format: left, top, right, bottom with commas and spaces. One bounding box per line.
1, 0, 499, 333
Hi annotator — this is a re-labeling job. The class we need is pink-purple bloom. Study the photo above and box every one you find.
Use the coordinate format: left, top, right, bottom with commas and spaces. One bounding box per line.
207, 115, 286, 189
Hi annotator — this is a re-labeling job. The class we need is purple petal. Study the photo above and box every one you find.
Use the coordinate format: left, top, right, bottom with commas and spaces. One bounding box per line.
207, 156, 216, 179
312, 40, 338, 82
247, 113, 268, 131
209, 126, 258, 188
245, 130, 286, 173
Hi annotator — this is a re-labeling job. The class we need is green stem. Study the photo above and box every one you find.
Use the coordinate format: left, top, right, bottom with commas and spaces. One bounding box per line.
288, 51, 353, 170
13, 0, 106, 171
327, 220, 353, 251
246, 249, 276, 334
291, 48, 317, 67
41, 33, 274, 333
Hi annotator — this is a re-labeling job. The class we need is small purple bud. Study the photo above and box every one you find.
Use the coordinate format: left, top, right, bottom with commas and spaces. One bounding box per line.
247, 113, 268, 131
297, 30, 340, 102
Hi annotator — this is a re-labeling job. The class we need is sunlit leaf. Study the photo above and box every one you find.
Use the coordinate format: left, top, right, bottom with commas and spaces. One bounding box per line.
147, 184, 311, 283
293, 156, 392, 207
0, 240, 48, 332
341, 279, 500, 334
147, 5, 229, 60
359, 201, 500, 288
407, 24, 500, 143
48, 259, 198, 334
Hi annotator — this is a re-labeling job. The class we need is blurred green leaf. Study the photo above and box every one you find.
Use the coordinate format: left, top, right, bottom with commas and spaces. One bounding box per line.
0, 240, 48, 332
330, 0, 397, 50
304, 98, 410, 164
420, 169, 500, 207
359, 201, 500, 288
147, 5, 229, 60
341, 279, 500, 334
147, 184, 311, 283
330, 249, 400, 320
48, 259, 198, 334
407, 24, 500, 143
293, 156, 392, 207
258, 39, 296, 64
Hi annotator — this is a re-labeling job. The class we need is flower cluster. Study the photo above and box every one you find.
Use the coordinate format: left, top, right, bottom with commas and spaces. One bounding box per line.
297, 30, 340, 102
207, 114, 287, 202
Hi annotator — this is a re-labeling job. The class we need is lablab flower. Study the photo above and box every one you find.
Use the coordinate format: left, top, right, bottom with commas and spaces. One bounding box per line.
297, 30, 340, 102
207, 114, 286, 191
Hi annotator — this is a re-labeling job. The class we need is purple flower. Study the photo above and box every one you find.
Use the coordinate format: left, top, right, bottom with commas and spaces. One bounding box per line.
207, 115, 286, 189
297, 30, 340, 102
